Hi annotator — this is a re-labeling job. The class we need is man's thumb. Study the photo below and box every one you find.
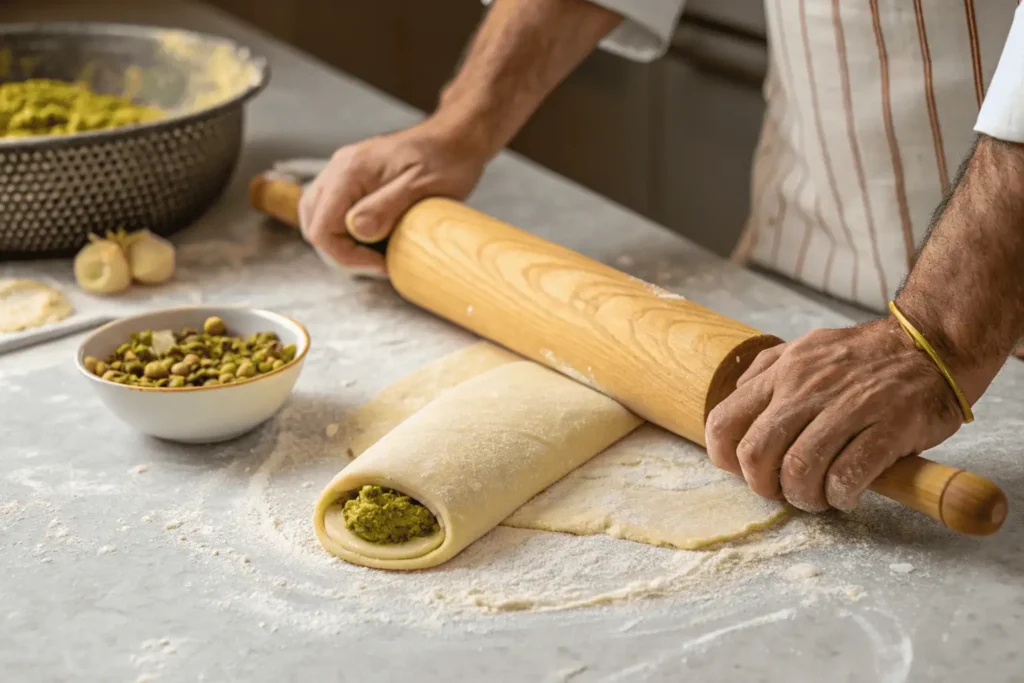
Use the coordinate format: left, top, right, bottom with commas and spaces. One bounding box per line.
345, 211, 382, 242
345, 174, 427, 244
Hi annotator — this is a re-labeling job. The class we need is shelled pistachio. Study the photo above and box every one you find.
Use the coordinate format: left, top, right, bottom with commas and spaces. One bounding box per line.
85, 316, 299, 389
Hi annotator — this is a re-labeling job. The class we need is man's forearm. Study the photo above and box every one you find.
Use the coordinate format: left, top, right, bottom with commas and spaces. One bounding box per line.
432, 0, 622, 157
897, 135, 1024, 401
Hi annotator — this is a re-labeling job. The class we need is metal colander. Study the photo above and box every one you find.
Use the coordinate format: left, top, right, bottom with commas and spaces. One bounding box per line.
0, 22, 269, 259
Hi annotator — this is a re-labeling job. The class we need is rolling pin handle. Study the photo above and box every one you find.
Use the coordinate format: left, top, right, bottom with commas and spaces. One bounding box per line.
940, 470, 1008, 536
870, 456, 1007, 536
249, 173, 302, 228
249, 174, 389, 254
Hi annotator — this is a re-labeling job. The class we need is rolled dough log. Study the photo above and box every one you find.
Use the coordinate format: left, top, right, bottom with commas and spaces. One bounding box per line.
343, 343, 519, 457
313, 361, 643, 570
0, 279, 73, 333
315, 343, 789, 570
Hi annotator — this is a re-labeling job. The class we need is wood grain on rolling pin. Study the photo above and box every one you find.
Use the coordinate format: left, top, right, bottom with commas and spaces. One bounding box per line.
388, 198, 781, 447
248, 174, 1008, 536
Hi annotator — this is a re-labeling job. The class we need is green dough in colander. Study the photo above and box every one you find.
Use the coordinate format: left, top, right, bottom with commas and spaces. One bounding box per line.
0, 79, 162, 138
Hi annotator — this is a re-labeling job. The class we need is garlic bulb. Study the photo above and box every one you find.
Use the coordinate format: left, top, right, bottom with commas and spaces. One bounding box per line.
124, 229, 176, 284
74, 235, 132, 295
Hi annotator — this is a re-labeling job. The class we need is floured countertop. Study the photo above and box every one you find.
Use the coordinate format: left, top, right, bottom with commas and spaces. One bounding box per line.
2, 2, 1024, 682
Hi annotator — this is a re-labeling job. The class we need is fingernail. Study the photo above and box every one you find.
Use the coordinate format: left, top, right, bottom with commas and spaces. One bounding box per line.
346, 213, 377, 241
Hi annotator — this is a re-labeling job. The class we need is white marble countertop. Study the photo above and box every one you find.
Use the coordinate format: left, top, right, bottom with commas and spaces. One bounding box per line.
2, 2, 1023, 682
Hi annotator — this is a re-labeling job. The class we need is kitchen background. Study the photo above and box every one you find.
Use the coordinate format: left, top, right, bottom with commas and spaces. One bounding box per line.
203, 0, 769, 259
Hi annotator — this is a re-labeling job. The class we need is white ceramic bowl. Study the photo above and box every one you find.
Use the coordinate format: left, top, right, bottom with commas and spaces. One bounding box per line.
76, 306, 309, 444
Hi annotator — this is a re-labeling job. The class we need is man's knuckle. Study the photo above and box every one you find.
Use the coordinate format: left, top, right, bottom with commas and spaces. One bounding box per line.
704, 406, 732, 440
350, 143, 383, 168
781, 451, 813, 479
331, 146, 352, 164
349, 147, 371, 167
735, 434, 764, 465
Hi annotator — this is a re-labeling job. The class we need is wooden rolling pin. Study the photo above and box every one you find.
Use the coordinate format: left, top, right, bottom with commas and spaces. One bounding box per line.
250, 174, 1008, 536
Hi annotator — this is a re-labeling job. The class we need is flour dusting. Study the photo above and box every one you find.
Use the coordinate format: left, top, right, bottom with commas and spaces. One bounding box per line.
132, 393, 849, 640
539, 348, 600, 390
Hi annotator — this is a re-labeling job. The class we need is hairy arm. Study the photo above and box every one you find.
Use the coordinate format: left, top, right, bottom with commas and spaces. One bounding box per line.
705, 136, 1024, 513
437, 0, 623, 156
897, 135, 1024, 398
299, 0, 622, 270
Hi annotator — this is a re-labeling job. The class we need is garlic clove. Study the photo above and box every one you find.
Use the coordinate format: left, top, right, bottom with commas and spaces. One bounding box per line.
125, 230, 176, 284
74, 237, 132, 295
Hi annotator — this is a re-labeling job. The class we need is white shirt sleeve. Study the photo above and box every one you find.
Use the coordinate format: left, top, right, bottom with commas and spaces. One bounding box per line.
481, 0, 687, 63
975, 4, 1024, 142
586, 0, 688, 62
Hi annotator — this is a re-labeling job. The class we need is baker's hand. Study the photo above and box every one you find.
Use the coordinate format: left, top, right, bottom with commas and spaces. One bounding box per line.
299, 119, 489, 277
705, 318, 964, 512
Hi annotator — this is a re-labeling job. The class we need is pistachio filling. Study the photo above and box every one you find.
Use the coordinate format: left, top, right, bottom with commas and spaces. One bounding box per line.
342, 485, 440, 544
0, 79, 163, 138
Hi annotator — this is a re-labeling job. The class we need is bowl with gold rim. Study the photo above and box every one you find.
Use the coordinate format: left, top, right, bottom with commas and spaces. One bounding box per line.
76, 305, 309, 444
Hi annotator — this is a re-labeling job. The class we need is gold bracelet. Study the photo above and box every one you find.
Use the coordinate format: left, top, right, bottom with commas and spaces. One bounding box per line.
888, 301, 974, 424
